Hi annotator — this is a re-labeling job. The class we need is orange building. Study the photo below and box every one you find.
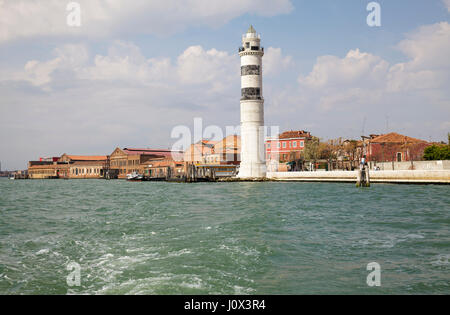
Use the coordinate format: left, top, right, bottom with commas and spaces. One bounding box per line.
184, 140, 216, 164
204, 135, 241, 165
28, 154, 108, 179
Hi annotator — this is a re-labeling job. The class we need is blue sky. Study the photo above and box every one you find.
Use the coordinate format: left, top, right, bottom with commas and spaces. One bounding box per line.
0, 0, 449, 170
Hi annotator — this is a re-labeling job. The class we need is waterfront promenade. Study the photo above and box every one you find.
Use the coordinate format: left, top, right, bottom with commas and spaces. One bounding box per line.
267, 170, 450, 184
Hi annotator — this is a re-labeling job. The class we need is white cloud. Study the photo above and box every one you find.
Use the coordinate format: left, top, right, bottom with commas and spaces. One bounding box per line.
396, 22, 450, 71
294, 22, 450, 110
263, 47, 292, 76
177, 46, 237, 88
443, 0, 450, 12
298, 49, 389, 89
11, 43, 89, 87
0, 0, 293, 43
12, 40, 239, 93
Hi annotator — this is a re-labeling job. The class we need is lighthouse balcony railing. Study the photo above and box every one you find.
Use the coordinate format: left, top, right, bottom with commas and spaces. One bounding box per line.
238, 46, 264, 53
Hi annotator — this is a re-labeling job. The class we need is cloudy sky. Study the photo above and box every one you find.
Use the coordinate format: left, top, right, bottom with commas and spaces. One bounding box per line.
0, 0, 449, 170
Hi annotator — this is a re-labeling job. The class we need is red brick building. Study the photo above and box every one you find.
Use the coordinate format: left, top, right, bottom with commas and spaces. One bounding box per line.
367, 132, 431, 162
266, 130, 312, 162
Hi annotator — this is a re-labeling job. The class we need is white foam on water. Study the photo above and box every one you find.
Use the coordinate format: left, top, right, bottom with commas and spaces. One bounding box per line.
357, 233, 426, 249
405, 234, 425, 239
431, 254, 450, 266
233, 285, 255, 295
35, 248, 50, 255
165, 248, 192, 258
180, 275, 204, 289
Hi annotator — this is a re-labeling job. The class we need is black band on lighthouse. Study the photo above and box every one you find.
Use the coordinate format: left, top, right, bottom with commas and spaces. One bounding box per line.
241, 88, 261, 100
241, 65, 261, 76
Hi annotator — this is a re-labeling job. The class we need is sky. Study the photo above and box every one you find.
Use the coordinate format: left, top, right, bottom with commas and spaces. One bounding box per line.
0, 0, 449, 170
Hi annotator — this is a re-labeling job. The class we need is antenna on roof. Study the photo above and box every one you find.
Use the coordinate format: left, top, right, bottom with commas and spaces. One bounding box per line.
361, 116, 366, 138
385, 115, 389, 134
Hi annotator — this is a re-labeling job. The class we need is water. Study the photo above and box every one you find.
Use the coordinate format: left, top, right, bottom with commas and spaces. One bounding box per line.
0, 178, 449, 294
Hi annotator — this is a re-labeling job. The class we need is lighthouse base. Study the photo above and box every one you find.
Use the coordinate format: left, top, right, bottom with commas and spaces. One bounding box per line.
237, 162, 267, 179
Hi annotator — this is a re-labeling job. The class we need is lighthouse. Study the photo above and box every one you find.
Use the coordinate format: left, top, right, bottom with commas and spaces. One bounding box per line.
238, 25, 266, 179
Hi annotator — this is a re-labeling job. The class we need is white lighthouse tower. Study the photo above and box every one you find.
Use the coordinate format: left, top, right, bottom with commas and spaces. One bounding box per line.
238, 25, 266, 179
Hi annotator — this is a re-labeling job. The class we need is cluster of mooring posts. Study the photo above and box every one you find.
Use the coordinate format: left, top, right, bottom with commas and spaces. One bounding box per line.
125, 164, 238, 183
184, 164, 218, 182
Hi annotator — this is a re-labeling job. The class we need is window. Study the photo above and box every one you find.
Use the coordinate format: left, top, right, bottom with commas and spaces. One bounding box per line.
283, 142, 286, 148
267, 143, 271, 148
293, 141, 297, 148
300, 141, 304, 148
277, 142, 281, 148
245, 42, 250, 48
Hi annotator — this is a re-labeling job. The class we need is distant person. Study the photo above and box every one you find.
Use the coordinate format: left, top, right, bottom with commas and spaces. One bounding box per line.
360, 155, 366, 170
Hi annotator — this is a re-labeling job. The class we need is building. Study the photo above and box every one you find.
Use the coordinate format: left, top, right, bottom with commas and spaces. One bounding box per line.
204, 135, 241, 165
266, 130, 312, 163
28, 162, 60, 179
109, 148, 183, 179
59, 154, 108, 179
28, 154, 107, 179
367, 132, 431, 162
183, 140, 215, 164
143, 157, 185, 179
238, 25, 266, 178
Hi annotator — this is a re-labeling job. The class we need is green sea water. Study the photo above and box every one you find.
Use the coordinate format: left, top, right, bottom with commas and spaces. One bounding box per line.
0, 178, 449, 294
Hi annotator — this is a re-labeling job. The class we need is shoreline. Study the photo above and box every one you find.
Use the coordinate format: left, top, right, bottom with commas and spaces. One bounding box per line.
6, 169, 450, 185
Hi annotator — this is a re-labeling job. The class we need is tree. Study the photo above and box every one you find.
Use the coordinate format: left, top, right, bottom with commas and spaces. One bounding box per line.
423, 144, 450, 161
303, 137, 320, 162
344, 140, 358, 161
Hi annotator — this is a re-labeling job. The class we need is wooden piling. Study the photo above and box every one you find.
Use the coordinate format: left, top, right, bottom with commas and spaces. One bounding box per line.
356, 167, 370, 187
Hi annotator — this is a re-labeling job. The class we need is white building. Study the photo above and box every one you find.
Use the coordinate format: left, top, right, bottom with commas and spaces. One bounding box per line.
238, 26, 267, 179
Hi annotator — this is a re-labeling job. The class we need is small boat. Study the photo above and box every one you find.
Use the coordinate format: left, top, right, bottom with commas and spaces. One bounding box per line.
126, 171, 144, 181
8, 174, 15, 180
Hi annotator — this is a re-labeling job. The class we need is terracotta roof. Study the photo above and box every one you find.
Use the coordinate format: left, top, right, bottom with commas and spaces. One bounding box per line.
279, 130, 311, 139
123, 148, 182, 157
123, 148, 184, 160
28, 165, 57, 169
67, 155, 107, 161
370, 132, 427, 144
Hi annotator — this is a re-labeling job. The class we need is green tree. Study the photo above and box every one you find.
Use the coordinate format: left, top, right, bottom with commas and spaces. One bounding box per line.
423, 144, 450, 160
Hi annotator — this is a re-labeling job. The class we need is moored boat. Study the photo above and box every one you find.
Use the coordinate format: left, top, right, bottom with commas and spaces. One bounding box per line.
126, 171, 144, 181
